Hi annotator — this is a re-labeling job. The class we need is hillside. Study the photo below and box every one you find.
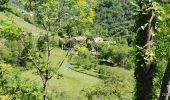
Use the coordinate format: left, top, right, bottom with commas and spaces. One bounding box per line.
0, 12, 45, 35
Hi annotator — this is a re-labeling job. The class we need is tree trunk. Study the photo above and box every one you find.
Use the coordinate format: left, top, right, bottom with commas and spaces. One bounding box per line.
42, 30, 50, 100
43, 79, 48, 100
159, 57, 170, 100
135, 11, 156, 100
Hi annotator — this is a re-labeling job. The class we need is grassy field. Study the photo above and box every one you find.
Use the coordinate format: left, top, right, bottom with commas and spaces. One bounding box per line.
21, 48, 101, 99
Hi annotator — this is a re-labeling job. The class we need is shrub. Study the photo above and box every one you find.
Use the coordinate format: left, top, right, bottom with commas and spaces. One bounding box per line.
3, 40, 23, 65
19, 41, 33, 68
37, 35, 47, 53
110, 46, 129, 66
96, 42, 111, 59
0, 64, 42, 99
96, 43, 135, 69
72, 46, 98, 70
0, 44, 11, 63
95, 65, 108, 75
82, 67, 135, 100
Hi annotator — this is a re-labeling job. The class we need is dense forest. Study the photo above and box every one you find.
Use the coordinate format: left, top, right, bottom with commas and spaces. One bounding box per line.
0, 0, 170, 100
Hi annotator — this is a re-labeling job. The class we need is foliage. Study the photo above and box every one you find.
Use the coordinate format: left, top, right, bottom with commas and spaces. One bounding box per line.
82, 67, 134, 100
92, 0, 134, 36
72, 46, 98, 70
37, 35, 47, 53
96, 42, 111, 59
0, 64, 42, 100
0, 18, 35, 68
96, 42, 134, 68
18, 33, 34, 68
0, 0, 9, 6
134, 0, 163, 33
0, 19, 23, 41
0, 20, 22, 64
3, 40, 23, 65
152, 3, 170, 99
0, 44, 11, 63
23, 0, 96, 36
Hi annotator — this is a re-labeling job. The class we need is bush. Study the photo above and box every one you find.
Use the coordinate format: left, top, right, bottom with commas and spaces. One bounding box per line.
96, 42, 111, 59
3, 40, 23, 65
95, 65, 108, 75
82, 67, 135, 100
72, 46, 98, 70
0, 64, 42, 99
0, 44, 11, 63
37, 35, 47, 53
110, 46, 129, 66
96, 43, 135, 69
19, 40, 33, 68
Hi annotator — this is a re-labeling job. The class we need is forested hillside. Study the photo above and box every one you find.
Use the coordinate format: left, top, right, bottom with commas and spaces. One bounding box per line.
0, 0, 170, 100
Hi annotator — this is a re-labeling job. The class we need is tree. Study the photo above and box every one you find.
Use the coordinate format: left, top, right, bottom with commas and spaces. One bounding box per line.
23, 0, 95, 99
159, 55, 170, 100
134, 0, 162, 99
92, 0, 134, 36
157, 2, 170, 100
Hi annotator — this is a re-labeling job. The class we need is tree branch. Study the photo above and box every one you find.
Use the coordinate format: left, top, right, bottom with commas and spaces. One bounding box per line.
28, 51, 45, 82
48, 50, 70, 80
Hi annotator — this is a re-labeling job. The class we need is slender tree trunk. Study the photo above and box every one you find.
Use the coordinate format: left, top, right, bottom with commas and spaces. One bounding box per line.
42, 30, 51, 100
159, 57, 170, 100
135, 11, 156, 100
43, 79, 48, 100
